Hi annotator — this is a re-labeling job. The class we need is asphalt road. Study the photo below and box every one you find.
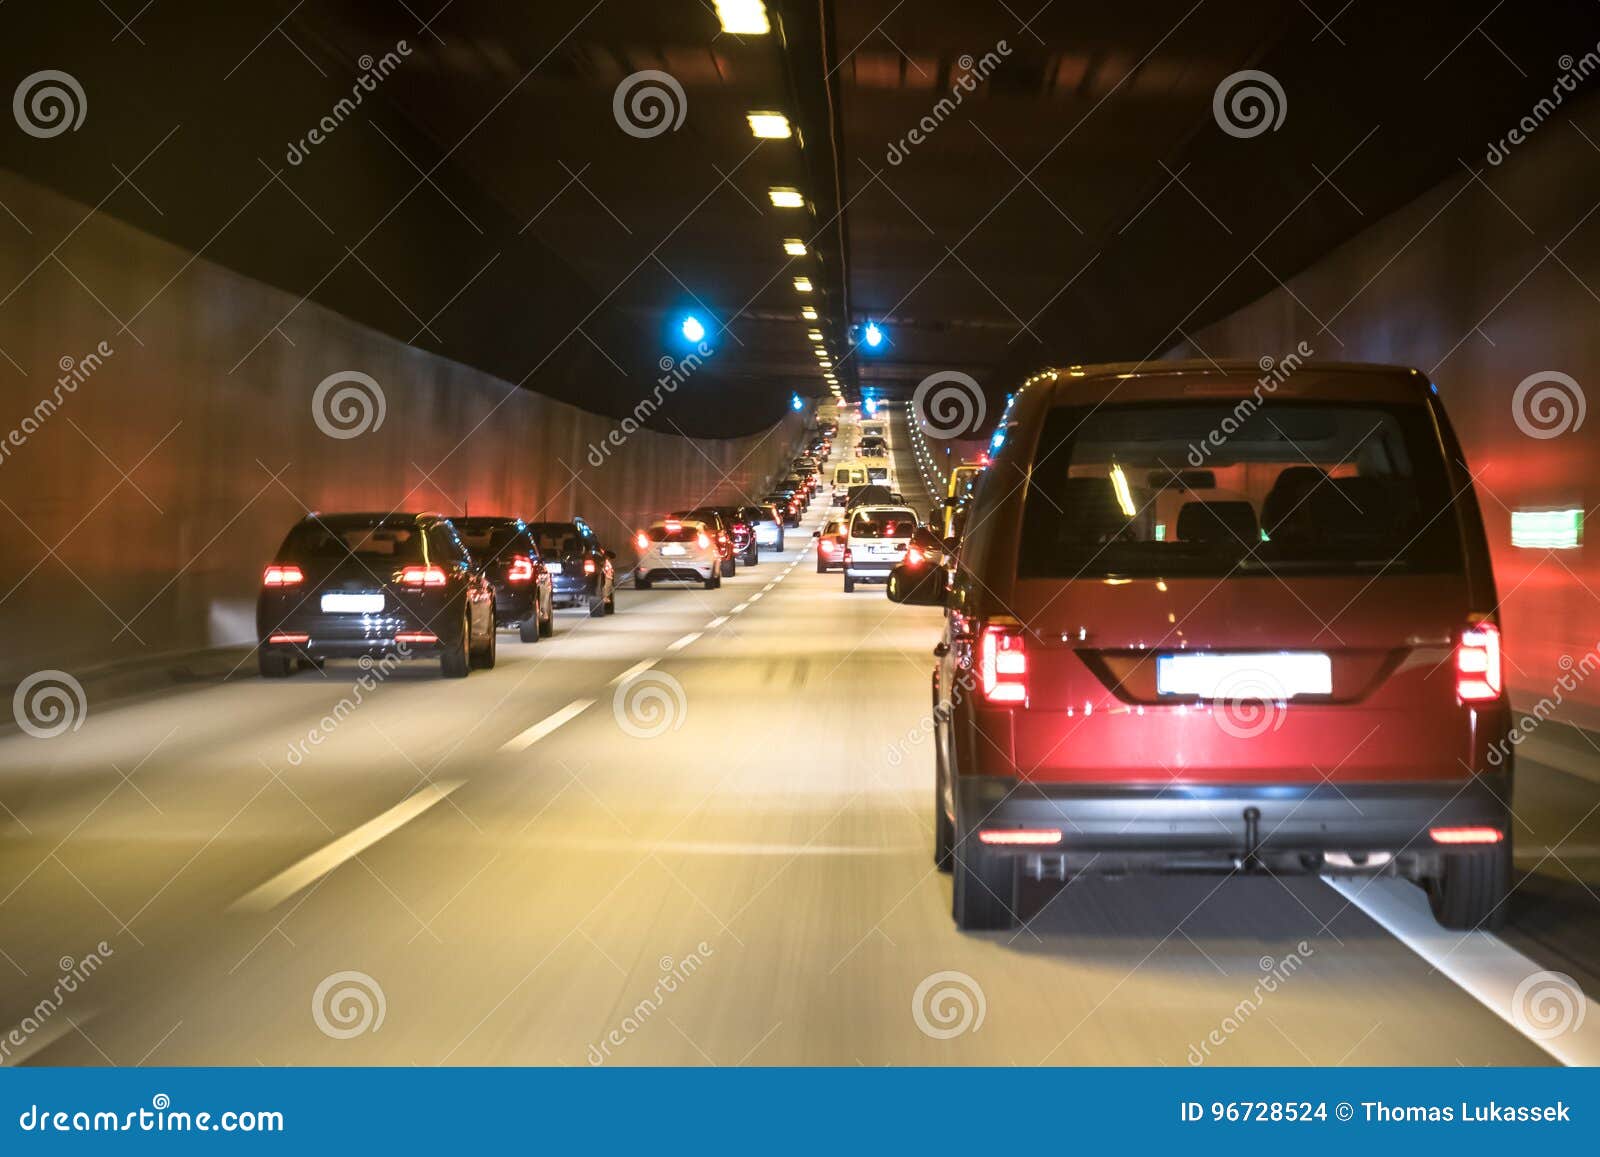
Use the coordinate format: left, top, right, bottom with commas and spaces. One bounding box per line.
1, 411, 1594, 1067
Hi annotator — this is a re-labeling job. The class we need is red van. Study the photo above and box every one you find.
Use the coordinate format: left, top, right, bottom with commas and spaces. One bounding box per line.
891, 362, 1512, 932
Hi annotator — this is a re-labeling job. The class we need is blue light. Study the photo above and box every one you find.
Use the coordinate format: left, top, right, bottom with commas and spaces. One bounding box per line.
863, 321, 884, 349
681, 315, 706, 343
791, 393, 804, 411
863, 397, 878, 416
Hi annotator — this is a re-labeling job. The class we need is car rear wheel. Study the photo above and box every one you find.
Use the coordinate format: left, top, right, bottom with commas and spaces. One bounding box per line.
519, 618, 541, 644
720, 557, 736, 578
951, 833, 1018, 931
470, 613, 496, 670
258, 650, 294, 678
588, 593, 605, 617
603, 589, 616, 614
539, 601, 555, 637
440, 609, 471, 678
744, 544, 758, 566
1426, 842, 1511, 931
816, 558, 828, 574
843, 573, 854, 593
636, 576, 652, 591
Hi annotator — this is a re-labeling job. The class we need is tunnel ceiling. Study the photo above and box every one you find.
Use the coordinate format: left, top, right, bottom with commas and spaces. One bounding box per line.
4, 1, 1598, 434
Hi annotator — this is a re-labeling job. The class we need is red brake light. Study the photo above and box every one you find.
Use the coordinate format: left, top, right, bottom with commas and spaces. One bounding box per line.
263, 564, 303, 586
635, 531, 650, 552
820, 539, 837, 554
696, 533, 711, 550
1455, 621, 1502, 702
583, 557, 597, 576
267, 632, 309, 644
906, 545, 924, 566
1429, 826, 1504, 845
395, 631, 438, 644
979, 624, 1028, 705
664, 518, 682, 533
507, 555, 534, 583
979, 829, 1062, 846
400, 565, 447, 587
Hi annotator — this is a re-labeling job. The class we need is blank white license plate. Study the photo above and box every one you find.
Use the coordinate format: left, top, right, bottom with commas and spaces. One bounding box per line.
321, 592, 384, 614
1156, 652, 1331, 698
660, 544, 686, 556
544, 562, 563, 574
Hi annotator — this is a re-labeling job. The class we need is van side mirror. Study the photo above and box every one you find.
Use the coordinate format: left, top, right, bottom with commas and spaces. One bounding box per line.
887, 562, 949, 606
942, 535, 960, 554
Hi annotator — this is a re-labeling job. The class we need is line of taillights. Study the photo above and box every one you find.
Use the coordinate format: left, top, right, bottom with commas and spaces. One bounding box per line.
978, 826, 1503, 846
268, 631, 438, 645
962, 617, 1503, 711
261, 564, 451, 588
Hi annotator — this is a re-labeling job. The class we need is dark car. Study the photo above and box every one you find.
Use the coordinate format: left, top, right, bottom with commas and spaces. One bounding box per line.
671, 507, 739, 576
890, 361, 1513, 933
845, 484, 902, 510
454, 517, 555, 643
526, 518, 617, 616
257, 512, 496, 679
764, 490, 802, 528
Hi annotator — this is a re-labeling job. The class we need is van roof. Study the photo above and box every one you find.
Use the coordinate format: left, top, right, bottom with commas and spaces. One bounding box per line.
1024, 360, 1433, 405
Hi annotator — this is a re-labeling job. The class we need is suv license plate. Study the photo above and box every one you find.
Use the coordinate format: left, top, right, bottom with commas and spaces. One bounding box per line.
321, 592, 384, 614
1156, 652, 1331, 698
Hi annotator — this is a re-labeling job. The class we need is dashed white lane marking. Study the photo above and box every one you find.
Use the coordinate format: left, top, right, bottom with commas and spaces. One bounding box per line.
608, 658, 658, 687
763, 582, 777, 592
500, 697, 597, 753
706, 616, 729, 629
729, 602, 750, 614
747, 592, 764, 603
667, 631, 702, 652
230, 779, 465, 913
1324, 877, 1600, 1066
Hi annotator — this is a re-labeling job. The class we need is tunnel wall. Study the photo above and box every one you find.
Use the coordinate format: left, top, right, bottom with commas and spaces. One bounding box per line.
0, 171, 805, 685
1170, 93, 1600, 724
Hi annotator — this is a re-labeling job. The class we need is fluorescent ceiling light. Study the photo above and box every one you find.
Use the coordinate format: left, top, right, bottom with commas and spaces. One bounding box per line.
801, 306, 818, 320
747, 112, 791, 139
792, 276, 812, 292
715, 0, 770, 35
769, 187, 805, 208
807, 330, 823, 342
783, 238, 807, 256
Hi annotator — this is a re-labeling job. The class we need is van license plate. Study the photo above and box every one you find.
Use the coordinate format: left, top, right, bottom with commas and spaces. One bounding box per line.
321, 592, 384, 614
1156, 652, 1331, 698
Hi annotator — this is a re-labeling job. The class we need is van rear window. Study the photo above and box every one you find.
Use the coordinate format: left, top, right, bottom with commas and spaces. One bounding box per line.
1017, 401, 1464, 579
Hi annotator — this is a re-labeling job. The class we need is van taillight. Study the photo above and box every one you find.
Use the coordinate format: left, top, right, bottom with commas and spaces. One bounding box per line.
635, 532, 650, 551
1455, 621, 1502, 702
507, 555, 534, 583
583, 557, 598, 575
696, 533, 711, 550
979, 624, 1028, 705
262, 564, 303, 586
400, 565, 447, 587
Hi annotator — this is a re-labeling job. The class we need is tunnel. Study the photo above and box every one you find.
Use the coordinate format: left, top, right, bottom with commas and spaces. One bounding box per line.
3, 0, 1600, 1089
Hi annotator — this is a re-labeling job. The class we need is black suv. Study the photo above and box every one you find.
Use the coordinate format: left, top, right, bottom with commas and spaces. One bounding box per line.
454, 517, 556, 643
257, 512, 496, 678
526, 518, 617, 616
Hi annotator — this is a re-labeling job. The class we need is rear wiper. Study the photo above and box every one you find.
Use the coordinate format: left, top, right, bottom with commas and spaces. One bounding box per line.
1235, 557, 1404, 572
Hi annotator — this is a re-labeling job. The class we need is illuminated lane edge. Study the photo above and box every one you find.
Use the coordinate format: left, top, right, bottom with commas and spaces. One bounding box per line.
1323, 877, 1600, 1066
229, 779, 464, 913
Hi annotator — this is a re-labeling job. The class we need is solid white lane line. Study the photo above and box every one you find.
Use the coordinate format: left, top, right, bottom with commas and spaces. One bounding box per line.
607, 658, 658, 687
1324, 877, 1600, 1066
667, 631, 702, 652
500, 697, 597, 753
230, 780, 464, 913
706, 616, 728, 629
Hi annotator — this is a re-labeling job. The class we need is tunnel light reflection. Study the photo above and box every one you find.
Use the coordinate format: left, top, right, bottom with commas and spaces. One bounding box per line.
715, 0, 769, 35
770, 188, 805, 208
1511, 508, 1582, 549
747, 111, 791, 139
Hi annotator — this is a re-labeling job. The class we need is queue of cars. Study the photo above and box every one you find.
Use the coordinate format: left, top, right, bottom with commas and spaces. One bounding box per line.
884, 360, 1513, 934
255, 429, 834, 679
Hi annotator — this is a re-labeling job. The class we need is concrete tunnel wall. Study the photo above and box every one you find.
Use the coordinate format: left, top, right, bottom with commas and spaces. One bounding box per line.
1170, 91, 1600, 724
0, 170, 806, 686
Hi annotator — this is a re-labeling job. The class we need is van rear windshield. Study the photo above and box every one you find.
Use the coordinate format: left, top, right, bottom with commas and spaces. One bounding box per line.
1017, 401, 1464, 579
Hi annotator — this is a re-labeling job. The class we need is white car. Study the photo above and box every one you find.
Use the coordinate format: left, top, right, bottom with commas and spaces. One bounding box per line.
842, 506, 918, 593
634, 518, 721, 590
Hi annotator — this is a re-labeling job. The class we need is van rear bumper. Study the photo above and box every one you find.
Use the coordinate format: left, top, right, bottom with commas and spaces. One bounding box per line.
955, 774, 1511, 862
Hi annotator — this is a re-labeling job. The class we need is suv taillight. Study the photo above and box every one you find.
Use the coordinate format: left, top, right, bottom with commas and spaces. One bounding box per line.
696, 533, 711, 550
979, 623, 1028, 705
507, 555, 534, 583
1456, 620, 1502, 702
262, 564, 303, 586
583, 557, 597, 575
400, 565, 447, 587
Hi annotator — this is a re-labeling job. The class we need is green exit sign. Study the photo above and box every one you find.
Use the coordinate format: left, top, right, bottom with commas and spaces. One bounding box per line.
1511, 508, 1583, 549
